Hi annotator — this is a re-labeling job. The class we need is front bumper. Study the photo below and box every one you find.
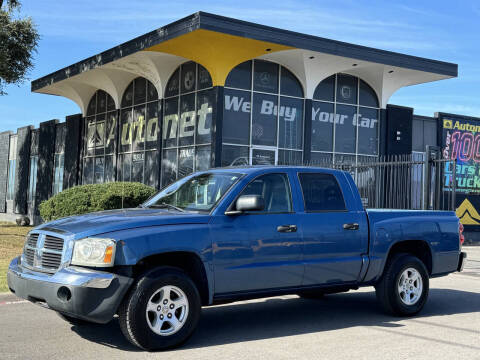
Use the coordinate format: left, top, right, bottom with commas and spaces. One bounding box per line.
7, 256, 133, 323
458, 251, 467, 272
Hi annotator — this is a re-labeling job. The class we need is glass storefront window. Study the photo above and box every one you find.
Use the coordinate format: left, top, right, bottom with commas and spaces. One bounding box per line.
252, 92, 277, 147
83, 90, 118, 184
118, 77, 161, 187
278, 150, 302, 165
313, 75, 335, 102
311, 101, 334, 152
253, 60, 279, 94
336, 74, 358, 105
334, 104, 357, 154
223, 88, 251, 145
223, 59, 304, 166
222, 145, 249, 167
161, 62, 214, 187
225, 60, 251, 90
312, 74, 380, 164
357, 107, 379, 155
278, 96, 303, 150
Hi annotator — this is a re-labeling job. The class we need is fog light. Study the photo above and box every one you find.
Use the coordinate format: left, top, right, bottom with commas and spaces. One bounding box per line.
57, 286, 71, 302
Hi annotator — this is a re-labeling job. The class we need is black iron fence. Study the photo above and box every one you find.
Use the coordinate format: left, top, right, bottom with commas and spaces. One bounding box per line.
305, 148, 456, 211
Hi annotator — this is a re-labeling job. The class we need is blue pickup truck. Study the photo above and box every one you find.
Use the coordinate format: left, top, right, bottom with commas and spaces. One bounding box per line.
8, 166, 466, 350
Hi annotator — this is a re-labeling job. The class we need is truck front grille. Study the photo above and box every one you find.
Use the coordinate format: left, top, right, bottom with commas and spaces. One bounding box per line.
44, 235, 64, 251
22, 233, 65, 273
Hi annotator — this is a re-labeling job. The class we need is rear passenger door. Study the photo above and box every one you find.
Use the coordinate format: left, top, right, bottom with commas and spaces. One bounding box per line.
297, 172, 368, 285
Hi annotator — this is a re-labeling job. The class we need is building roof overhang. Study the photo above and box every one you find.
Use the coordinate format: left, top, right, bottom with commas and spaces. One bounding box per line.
32, 11, 458, 113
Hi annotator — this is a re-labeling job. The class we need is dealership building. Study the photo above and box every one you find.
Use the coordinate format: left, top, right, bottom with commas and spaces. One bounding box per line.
1, 12, 475, 225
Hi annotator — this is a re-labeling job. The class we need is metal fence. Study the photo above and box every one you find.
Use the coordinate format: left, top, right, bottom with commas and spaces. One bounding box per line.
304, 148, 456, 211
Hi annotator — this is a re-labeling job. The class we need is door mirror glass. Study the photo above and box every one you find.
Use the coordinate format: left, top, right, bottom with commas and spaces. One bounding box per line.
236, 195, 265, 212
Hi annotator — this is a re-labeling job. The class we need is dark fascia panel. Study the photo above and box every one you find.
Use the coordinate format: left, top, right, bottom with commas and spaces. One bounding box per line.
32, 11, 458, 92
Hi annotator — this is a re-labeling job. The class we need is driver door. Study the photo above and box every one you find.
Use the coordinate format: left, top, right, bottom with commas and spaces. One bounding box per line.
212, 172, 304, 295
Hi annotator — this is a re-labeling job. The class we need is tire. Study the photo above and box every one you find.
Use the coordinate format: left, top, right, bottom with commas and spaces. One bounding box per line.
375, 253, 429, 316
57, 312, 91, 326
297, 290, 325, 299
118, 266, 201, 351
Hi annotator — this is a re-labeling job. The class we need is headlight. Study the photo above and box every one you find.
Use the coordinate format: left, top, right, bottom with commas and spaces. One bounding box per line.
71, 238, 116, 267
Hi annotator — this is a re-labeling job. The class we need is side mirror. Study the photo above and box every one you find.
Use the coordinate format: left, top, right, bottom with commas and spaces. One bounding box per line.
225, 195, 265, 215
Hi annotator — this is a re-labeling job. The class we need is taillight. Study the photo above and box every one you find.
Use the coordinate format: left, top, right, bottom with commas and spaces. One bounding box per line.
459, 222, 465, 246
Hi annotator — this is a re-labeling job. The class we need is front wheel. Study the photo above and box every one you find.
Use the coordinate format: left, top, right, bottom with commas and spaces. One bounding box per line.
375, 253, 429, 316
118, 266, 201, 351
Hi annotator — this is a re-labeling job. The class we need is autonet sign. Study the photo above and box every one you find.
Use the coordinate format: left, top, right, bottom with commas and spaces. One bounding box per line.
442, 115, 480, 193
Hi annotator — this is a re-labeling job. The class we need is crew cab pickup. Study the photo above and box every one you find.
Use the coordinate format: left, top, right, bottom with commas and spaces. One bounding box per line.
8, 166, 466, 350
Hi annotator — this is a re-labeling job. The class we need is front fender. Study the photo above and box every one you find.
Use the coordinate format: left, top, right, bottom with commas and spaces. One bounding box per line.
100, 224, 214, 303
107, 224, 212, 265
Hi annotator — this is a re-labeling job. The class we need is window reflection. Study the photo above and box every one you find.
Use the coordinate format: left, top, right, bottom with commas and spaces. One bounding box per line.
312, 74, 379, 163
162, 62, 214, 187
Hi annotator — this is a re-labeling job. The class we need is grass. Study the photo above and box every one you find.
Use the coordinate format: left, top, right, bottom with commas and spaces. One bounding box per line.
0, 222, 32, 292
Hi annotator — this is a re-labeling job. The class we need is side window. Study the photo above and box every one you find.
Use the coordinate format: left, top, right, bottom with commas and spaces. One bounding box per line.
298, 173, 346, 211
239, 173, 292, 213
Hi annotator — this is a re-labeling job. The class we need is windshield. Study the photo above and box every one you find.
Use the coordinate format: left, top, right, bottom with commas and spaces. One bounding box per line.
143, 172, 243, 212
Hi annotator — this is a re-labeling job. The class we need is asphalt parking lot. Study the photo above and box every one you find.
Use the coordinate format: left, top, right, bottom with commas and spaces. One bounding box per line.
1, 247, 479, 360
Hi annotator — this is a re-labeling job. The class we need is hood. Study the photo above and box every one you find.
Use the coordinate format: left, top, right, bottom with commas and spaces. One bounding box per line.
35, 208, 210, 239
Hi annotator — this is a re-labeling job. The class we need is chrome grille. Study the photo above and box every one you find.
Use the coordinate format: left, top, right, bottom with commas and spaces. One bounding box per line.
24, 247, 35, 266
41, 252, 62, 269
22, 232, 65, 273
44, 235, 64, 251
26, 233, 39, 248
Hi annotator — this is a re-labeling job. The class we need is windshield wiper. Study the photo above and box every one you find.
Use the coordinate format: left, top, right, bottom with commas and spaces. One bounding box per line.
148, 203, 186, 212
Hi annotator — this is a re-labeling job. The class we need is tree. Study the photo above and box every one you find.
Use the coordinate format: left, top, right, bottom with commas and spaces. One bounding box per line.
0, 0, 39, 95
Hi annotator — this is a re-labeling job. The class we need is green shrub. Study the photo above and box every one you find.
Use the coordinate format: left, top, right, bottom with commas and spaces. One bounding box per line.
39, 182, 156, 221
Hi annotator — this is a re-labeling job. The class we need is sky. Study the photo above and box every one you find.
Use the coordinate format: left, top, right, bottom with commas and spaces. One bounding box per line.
0, 0, 479, 132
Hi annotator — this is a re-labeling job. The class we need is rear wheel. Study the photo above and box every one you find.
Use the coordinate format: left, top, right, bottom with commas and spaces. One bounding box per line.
375, 253, 429, 316
118, 266, 201, 351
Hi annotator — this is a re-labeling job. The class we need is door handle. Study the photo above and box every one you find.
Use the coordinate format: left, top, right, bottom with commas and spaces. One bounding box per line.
343, 223, 359, 230
277, 225, 297, 233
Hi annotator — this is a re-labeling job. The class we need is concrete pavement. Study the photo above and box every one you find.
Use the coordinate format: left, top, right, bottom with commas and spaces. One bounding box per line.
1, 247, 479, 360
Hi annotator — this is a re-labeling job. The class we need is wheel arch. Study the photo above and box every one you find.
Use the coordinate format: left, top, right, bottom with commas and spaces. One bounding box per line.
133, 251, 212, 306
382, 240, 433, 277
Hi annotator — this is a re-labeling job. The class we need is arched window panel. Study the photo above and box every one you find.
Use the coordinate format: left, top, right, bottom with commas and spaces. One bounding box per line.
87, 95, 96, 116
334, 104, 357, 153
118, 77, 161, 187
253, 60, 279, 94
121, 82, 134, 108
134, 77, 147, 105
336, 74, 357, 105
357, 107, 379, 155
225, 61, 252, 90
311, 74, 379, 161
165, 68, 180, 98
181, 62, 197, 94
83, 90, 117, 185
161, 62, 214, 187
223, 59, 305, 166
313, 75, 335, 102
280, 67, 303, 98
198, 64, 212, 90
311, 101, 334, 152
359, 80, 379, 108
278, 97, 303, 150
86, 89, 115, 116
